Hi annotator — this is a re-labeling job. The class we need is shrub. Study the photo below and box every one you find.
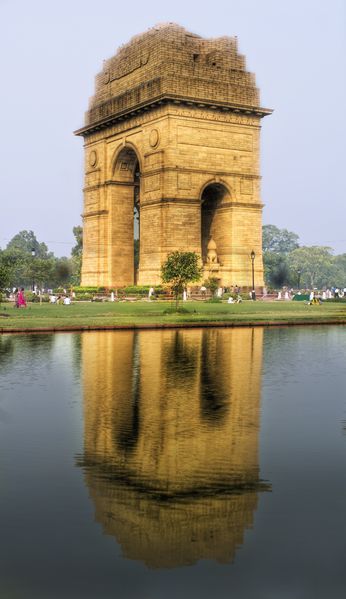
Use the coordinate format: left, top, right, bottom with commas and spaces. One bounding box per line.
204, 277, 219, 295
123, 285, 163, 295
71, 286, 101, 294
123, 285, 150, 295
26, 293, 49, 303
75, 293, 93, 301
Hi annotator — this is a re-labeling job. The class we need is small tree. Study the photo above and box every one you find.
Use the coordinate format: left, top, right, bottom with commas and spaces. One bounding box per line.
0, 264, 12, 305
264, 253, 290, 288
50, 257, 72, 287
27, 257, 55, 290
71, 225, 83, 285
161, 251, 203, 310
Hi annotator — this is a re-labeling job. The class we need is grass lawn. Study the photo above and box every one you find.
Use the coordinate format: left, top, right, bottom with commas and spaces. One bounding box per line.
0, 300, 346, 331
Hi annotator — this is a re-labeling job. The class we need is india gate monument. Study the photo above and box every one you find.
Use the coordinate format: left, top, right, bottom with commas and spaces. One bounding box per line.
75, 23, 271, 289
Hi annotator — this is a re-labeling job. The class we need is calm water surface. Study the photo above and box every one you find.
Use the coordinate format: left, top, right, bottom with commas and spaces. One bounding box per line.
0, 327, 345, 598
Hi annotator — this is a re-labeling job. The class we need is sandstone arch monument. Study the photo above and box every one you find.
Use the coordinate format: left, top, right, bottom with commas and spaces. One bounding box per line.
75, 23, 272, 288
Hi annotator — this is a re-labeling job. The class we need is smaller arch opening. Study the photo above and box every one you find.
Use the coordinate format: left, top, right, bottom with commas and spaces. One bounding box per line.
112, 146, 141, 284
113, 147, 139, 179
134, 160, 140, 273
201, 183, 230, 263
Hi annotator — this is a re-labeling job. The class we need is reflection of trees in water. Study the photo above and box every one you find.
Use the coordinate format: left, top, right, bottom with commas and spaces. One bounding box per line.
0, 334, 55, 423
0, 334, 54, 372
71, 333, 82, 376
0, 336, 15, 421
17, 334, 54, 353
79, 328, 270, 568
0, 336, 15, 370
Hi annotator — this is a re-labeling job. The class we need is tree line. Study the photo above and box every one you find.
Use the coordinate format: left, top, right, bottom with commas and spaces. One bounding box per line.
262, 225, 346, 289
1, 224, 345, 294
0, 227, 82, 293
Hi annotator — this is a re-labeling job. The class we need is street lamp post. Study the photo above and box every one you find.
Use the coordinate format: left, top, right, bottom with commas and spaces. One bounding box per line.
250, 250, 256, 300
31, 248, 36, 292
297, 269, 301, 290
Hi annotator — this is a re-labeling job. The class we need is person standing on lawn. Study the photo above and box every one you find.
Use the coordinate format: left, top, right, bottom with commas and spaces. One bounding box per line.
17, 288, 27, 307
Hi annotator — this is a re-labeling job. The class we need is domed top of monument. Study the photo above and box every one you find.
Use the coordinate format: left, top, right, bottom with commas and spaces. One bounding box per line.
78, 23, 271, 134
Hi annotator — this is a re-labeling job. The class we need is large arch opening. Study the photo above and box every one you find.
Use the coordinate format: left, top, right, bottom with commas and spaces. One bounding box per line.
112, 146, 141, 285
201, 183, 230, 264
133, 161, 140, 280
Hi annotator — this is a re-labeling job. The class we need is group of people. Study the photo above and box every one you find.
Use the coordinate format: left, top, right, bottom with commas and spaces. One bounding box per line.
11, 287, 73, 307
277, 289, 293, 300
308, 288, 346, 303
276, 287, 346, 301
322, 288, 346, 299
227, 295, 242, 304
49, 294, 71, 305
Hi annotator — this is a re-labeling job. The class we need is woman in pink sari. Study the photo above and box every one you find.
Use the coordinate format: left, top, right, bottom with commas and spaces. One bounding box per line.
17, 288, 27, 307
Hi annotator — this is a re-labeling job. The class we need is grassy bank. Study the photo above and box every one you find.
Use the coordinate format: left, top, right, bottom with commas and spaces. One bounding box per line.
0, 300, 346, 331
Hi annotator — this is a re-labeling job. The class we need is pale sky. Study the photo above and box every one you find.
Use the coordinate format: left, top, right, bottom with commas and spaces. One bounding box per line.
1, 0, 345, 256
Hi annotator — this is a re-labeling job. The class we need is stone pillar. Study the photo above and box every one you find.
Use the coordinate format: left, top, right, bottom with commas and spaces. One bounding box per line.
109, 183, 135, 287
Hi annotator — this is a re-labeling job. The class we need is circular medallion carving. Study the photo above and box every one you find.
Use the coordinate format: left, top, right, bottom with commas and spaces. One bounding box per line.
149, 129, 159, 148
89, 150, 98, 167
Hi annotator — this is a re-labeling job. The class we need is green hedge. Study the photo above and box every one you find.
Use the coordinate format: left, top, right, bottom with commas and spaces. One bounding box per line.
71, 286, 106, 293
121, 285, 163, 295
74, 293, 93, 301
70, 285, 166, 300
71, 285, 164, 295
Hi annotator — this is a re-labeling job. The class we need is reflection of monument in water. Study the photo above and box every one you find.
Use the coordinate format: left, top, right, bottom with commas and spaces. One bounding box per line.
79, 328, 268, 568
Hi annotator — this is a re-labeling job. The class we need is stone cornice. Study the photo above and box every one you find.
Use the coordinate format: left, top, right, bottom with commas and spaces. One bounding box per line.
75, 95, 272, 137
105, 180, 137, 187
140, 167, 261, 180
83, 171, 261, 192
218, 201, 264, 210
82, 209, 109, 219
140, 198, 263, 209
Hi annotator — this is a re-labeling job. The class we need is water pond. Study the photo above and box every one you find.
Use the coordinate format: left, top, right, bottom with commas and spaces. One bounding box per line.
0, 326, 345, 598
